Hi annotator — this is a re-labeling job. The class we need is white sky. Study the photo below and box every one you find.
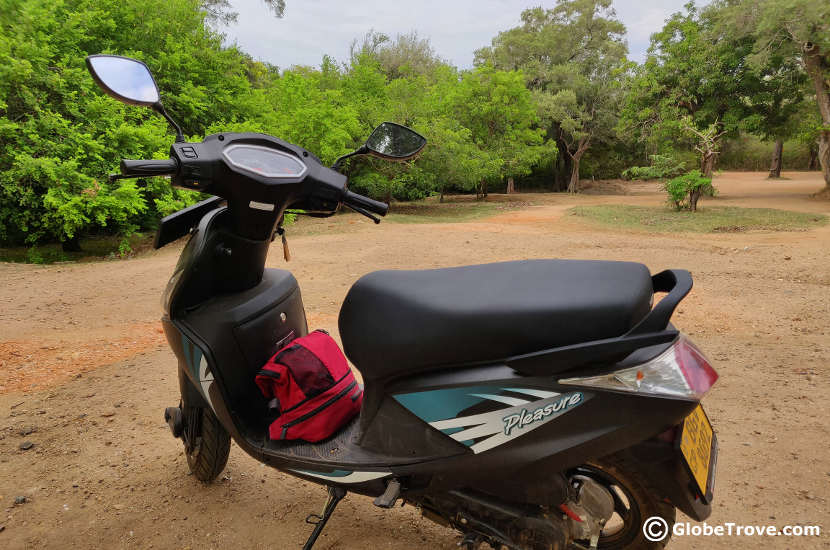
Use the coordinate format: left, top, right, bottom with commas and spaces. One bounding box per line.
221, 0, 709, 70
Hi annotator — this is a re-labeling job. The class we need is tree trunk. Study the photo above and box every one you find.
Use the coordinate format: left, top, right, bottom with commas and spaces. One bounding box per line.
768, 139, 783, 178
506, 177, 515, 194
553, 136, 572, 192
62, 235, 82, 252
567, 156, 581, 193
700, 151, 717, 178
439, 187, 445, 203
819, 135, 830, 189
566, 140, 590, 194
802, 42, 830, 190
808, 141, 819, 170
689, 189, 701, 212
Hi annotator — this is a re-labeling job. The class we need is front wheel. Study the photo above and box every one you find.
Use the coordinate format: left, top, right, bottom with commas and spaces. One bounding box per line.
178, 369, 230, 483
184, 405, 231, 483
569, 455, 676, 549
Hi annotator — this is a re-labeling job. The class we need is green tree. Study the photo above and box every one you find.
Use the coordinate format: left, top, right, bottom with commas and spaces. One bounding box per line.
415, 119, 501, 200
350, 30, 447, 81
739, 54, 807, 178
451, 65, 553, 197
476, 0, 626, 192
724, 0, 830, 191
620, 2, 760, 178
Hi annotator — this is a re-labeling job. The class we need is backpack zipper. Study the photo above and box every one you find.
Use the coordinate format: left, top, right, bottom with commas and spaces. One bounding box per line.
280, 380, 357, 439
257, 369, 281, 379
278, 372, 351, 415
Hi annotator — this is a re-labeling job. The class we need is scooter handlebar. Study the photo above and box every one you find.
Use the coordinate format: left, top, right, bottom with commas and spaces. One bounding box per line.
342, 190, 389, 217
120, 158, 179, 177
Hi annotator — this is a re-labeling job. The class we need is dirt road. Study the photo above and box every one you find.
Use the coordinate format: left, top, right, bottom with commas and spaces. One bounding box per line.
1, 172, 828, 549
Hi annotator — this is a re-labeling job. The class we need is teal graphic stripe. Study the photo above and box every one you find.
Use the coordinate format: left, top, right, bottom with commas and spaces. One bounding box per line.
393, 385, 507, 423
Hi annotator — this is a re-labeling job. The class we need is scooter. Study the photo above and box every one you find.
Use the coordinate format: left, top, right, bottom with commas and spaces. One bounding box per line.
85, 54, 719, 550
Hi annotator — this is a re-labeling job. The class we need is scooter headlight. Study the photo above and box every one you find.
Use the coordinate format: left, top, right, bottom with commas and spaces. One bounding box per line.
558, 335, 718, 400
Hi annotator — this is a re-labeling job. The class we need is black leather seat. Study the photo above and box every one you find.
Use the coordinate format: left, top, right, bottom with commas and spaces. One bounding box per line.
338, 260, 654, 380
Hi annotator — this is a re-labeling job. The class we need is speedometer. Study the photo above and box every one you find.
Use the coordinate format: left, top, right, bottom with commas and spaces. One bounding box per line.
222, 144, 307, 179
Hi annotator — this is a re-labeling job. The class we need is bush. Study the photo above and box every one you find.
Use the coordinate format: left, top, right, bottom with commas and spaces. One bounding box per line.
622, 154, 686, 180
663, 170, 716, 211
349, 167, 436, 202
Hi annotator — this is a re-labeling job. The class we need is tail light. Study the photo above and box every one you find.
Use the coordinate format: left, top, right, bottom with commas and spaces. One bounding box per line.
558, 335, 718, 400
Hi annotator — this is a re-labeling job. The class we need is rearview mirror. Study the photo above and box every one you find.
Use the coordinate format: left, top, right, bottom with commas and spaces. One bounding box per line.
85, 55, 160, 106
85, 54, 184, 142
364, 122, 426, 160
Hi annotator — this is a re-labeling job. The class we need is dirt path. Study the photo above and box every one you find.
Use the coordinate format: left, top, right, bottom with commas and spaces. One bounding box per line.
1, 172, 829, 549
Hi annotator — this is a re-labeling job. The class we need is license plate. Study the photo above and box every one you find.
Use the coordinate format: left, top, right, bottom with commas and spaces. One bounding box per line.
679, 405, 716, 499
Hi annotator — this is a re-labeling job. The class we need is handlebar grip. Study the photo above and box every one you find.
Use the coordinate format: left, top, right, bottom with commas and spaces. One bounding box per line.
343, 190, 389, 217
120, 158, 178, 177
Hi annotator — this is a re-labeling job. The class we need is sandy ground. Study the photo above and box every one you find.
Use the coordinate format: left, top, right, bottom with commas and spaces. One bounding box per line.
0, 172, 828, 549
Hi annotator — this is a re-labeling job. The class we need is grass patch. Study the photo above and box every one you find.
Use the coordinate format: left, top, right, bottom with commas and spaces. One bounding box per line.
0, 233, 155, 264
569, 205, 827, 233
280, 196, 532, 237
387, 196, 529, 224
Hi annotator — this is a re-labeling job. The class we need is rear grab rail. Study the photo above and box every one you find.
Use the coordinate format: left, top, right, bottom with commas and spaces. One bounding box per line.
627, 269, 693, 336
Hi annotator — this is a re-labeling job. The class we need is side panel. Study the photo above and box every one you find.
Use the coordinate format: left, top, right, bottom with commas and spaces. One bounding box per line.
364, 364, 699, 502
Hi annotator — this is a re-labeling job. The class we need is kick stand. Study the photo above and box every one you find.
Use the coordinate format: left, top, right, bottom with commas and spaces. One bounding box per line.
302, 486, 347, 550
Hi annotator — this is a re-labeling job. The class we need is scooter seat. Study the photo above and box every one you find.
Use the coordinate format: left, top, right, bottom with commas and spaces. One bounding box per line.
338, 259, 653, 380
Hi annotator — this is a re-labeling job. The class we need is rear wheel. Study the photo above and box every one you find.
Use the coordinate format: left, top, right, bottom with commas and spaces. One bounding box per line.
570, 455, 676, 549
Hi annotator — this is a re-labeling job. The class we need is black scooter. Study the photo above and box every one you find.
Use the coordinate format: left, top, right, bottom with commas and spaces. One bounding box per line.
85, 54, 719, 550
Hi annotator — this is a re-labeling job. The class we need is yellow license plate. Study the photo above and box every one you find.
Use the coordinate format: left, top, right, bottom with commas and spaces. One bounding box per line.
679, 405, 714, 496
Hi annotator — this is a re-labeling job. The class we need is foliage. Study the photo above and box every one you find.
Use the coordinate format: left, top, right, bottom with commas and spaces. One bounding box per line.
350, 30, 446, 80
476, 0, 627, 191
724, 0, 830, 189
2, 0, 828, 252
663, 170, 716, 211
619, 3, 762, 177
0, 0, 559, 248
449, 65, 554, 196
0, 0, 215, 247
622, 155, 686, 180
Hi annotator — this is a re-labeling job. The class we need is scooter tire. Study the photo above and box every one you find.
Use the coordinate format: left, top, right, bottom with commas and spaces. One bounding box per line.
576, 454, 676, 549
185, 406, 231, 484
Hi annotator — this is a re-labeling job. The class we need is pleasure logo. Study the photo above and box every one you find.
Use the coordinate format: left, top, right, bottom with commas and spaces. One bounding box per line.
502, 392, 583, 436
423, 388, 591, 454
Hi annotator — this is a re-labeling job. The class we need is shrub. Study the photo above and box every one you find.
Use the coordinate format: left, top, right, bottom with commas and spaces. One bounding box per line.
663, 170, 716, 211
622, 154, 686, 180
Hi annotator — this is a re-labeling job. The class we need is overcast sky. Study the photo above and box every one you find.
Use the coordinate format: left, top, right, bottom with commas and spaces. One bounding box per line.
221, 0, 707, 70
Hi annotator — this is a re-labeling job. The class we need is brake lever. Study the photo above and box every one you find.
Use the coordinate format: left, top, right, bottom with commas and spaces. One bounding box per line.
342, 202, 381, 224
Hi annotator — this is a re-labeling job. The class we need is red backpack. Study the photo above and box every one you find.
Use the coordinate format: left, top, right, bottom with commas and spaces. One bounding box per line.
254, 330, 362, 442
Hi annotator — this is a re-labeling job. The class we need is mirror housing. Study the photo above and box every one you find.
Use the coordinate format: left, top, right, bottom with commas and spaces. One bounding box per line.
85, 54, 184, 142
331, 122, 427, 171
364, 122, 427, 160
